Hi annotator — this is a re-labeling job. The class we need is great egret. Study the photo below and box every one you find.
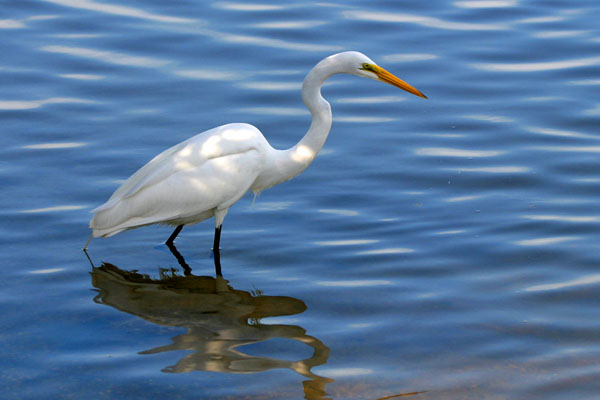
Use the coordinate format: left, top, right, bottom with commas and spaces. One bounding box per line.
86, 51, 426, 258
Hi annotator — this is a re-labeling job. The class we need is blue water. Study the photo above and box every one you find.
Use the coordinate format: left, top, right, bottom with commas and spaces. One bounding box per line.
2, 1, 600, 399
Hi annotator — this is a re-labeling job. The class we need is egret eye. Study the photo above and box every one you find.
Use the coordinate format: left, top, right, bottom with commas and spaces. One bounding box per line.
360, 63, 376, 72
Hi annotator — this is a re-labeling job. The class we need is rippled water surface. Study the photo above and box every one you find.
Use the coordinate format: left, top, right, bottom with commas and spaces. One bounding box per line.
2, 1, 600, 399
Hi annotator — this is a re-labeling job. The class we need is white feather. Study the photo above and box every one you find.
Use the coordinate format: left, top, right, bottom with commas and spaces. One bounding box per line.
90, 123, 266, 237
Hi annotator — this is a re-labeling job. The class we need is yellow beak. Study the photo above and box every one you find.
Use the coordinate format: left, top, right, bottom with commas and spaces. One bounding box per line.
372, 65, 427, 99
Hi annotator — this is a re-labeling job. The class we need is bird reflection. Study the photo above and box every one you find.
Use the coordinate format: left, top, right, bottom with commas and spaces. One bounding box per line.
89, 245, 333, 399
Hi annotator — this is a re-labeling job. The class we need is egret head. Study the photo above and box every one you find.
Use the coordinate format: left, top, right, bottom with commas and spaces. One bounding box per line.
344, 51, 428, 99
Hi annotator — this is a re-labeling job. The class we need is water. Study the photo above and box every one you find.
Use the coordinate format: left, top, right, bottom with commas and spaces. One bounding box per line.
2, 1, 600, 398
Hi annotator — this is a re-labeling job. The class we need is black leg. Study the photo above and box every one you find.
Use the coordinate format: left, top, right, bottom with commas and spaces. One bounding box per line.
83, 248, 95, 268
213, 225, 222, 277
166, 241, 192, 276
166, 224, 184, 245
213, 225, 222, 251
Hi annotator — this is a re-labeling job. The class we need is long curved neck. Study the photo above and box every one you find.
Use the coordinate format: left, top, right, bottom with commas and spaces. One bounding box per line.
261, 60, 335, 189
291, 65, 333, 166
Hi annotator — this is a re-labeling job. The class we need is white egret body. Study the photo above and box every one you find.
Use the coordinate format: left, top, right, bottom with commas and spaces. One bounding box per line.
87, 51, 426, 253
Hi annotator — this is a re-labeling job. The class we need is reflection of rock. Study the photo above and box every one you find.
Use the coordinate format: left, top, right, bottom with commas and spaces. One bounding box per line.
91, 262, 333, 399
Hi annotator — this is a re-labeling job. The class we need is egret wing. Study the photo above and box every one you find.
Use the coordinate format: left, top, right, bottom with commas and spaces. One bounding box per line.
94, 123, 262, 212
90, 124, 267, 237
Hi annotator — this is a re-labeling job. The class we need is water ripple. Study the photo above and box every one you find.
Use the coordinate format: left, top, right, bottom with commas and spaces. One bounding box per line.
318, 209, 359, 217
29, 268, 66, 274
463, 114, 513, 123
42, 0, 196, 24
527, 126, 596, 139
0, 16, 57, 29
59, 73, 104, 80
213, 2, 284, 11
436, 229, 466, 235
316, 280, 392, 287
525, 274, 600, 292
570, 79, 600, 85
415, 147, 503, 157
534, 30, 589, 39
317, 368, 373, 377
239, 107, 308, 116
253, 21, 327, 29
445, 195, 482, 202
19, 205, 87, 213
52, 33, 103, 39
0, 97, 94, 110
174, 69, 240, 81
23, 142, 87, 149
41, 45, 171, 68
199, 28, 341, 52
449, 166, 529, 173
518, 16, 565, 24
0, 19, 25, 29
251, 201, 292, 211
336, 96, 406, 104
522, 215, 600, 223
453, 0, 518, 8
534, 146, 600, 153
357, 248, 414, 255
314, 240, 378, 246
584, 105, 600, 116
381, 53, 439, 62
239, 81, 300, 91
514, 236, 579, 246
472, 56, 600, 72
334, 116, 396, 123
343, 10, 508, 31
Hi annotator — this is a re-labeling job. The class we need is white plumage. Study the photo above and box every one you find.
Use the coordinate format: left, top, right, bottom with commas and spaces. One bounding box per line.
90, 123, 267, 237
87, 51, 426, 250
